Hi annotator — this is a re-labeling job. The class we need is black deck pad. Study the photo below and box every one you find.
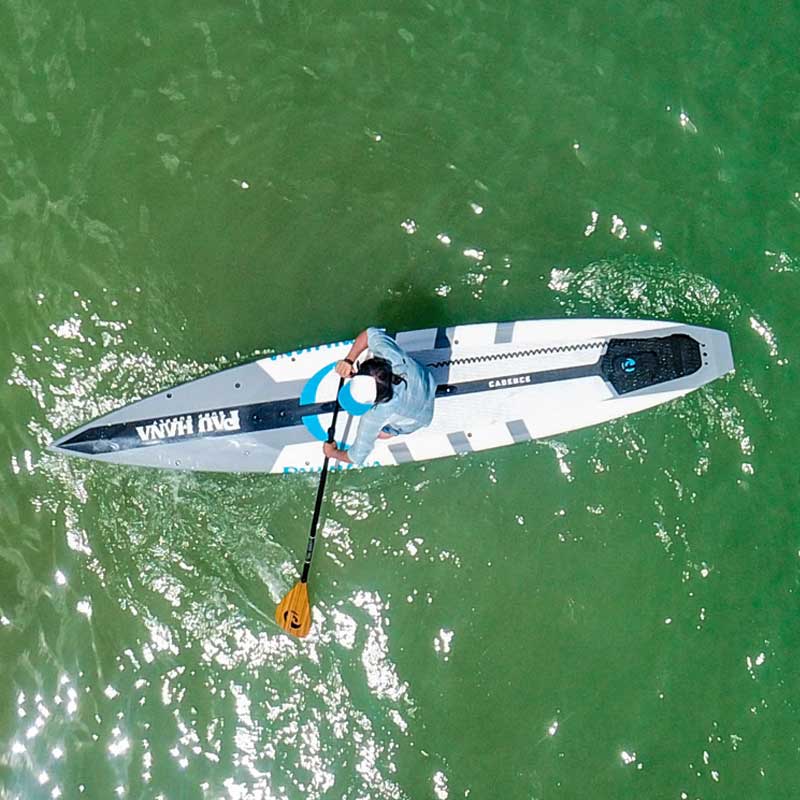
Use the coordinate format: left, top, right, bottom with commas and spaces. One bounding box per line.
601, 334, 702, 394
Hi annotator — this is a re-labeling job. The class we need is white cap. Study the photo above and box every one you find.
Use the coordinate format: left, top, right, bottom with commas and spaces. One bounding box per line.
349, 374, 377, 405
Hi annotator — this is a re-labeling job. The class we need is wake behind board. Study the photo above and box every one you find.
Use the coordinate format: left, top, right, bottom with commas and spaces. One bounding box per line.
49, 318, 734, 473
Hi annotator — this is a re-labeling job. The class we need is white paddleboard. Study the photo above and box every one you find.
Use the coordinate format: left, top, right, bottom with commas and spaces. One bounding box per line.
50, 318, 734, 473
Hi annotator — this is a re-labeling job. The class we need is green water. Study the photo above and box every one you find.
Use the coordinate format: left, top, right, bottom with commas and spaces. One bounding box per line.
2, 2, 799, 798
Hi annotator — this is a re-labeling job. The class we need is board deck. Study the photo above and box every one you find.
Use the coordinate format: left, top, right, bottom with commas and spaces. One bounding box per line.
49, 318, 734, 473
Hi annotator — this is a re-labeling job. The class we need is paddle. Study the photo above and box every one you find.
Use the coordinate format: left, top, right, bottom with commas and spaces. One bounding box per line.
275, 375, 345, 638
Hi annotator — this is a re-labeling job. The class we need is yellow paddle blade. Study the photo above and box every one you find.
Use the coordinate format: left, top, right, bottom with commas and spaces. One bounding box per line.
275, 581, 312, 638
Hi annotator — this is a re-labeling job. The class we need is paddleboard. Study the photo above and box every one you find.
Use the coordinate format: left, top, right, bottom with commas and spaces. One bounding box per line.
49, 318, 734, 473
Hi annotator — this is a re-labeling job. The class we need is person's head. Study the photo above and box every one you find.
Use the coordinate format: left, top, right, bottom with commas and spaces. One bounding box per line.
357, 357, 405, 404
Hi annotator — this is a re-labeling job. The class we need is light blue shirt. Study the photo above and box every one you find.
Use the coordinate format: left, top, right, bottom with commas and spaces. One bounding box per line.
348, 328, 437, 465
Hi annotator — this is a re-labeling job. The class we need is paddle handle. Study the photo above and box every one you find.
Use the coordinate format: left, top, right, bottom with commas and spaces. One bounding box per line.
300, 376, 344, 583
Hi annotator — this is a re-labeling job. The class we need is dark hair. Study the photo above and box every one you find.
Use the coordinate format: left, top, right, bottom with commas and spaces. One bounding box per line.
358, 357, 406, 404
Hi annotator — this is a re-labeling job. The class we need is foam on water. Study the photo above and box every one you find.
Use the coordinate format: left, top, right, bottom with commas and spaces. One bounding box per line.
542, 256, 781, 583
5, 302, 421, 799
2, 3, 797, 792
4, 255, 786, 797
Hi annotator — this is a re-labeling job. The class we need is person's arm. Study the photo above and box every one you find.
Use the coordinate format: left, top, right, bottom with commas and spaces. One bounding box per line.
363, 328, 408, 372
335, 329, 370, 377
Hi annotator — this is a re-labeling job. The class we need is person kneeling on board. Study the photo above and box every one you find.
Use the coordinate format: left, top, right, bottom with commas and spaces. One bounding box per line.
323, 327, 436, 465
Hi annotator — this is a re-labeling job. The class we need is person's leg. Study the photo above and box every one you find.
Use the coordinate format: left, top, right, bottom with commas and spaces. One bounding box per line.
378, 425, 401, 440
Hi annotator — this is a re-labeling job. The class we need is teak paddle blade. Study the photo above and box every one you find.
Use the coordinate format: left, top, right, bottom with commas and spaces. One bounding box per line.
275, 581, 312, 638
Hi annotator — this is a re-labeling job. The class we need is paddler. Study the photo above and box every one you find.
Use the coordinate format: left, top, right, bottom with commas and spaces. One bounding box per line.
323, 327, 436, 465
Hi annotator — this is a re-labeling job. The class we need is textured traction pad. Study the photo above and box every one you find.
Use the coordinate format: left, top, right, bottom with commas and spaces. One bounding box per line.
600, 334, 702, 394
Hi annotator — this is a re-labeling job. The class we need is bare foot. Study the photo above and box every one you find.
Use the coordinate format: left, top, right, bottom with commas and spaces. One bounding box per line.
377, 431, 396, 440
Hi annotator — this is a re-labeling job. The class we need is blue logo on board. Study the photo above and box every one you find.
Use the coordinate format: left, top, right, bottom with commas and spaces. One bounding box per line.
299, 362, 370, 443
621, 357, 637, 373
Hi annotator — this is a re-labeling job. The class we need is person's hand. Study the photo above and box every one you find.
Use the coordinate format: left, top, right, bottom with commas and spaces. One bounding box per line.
335, 359, 355, 378
323, 442, 338, 459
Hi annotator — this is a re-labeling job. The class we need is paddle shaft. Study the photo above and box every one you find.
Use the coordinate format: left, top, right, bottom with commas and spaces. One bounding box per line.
300, 377, 344, 583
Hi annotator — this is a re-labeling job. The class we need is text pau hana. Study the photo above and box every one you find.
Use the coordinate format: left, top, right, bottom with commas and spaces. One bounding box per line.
136, 410, 240, 442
